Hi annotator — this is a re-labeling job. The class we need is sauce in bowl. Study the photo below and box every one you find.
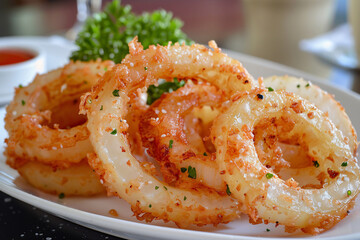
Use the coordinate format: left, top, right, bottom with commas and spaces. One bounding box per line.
0, 49, 35, 66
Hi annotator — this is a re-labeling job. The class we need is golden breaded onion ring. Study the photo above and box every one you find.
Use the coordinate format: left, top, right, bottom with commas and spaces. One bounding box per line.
263, 75, 357, 155
5, 60, 114, 169
81, 38, 256, 226
212, 90, 360, 234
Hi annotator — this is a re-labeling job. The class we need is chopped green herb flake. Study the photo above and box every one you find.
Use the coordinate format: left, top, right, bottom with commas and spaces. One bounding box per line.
104, 67, 108, 71
297, 84, 300, 88
149, 204, 152, 208
21, 100, 25, 106
144, 67, 148, 70
163, 186, 168, 190
155, 186, 159, 190
58, 193, 65, 199
181, 167, 187, 173
226, 184, 231, 196
267, 87, 274, 92
203, 152, 208, 156
313, 161, 320, 168
184, 196, 187, 201
110, 129, 117, 135
187, 166, 196, 179
169, 139, 174, 149
347, 190, 352, 196
100, 105, 103, 110
266, 228, 270, 232
112, 89, 120, 97
305, 83, 310, 87
266, 173, 274, 179
147, 78, 186, 105
341, 162, 348, 167
18, 84, 23, 88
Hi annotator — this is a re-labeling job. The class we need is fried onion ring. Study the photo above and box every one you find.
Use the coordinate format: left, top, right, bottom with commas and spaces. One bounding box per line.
212, 90, 360, 233
81, 38, 256, 226
5, 60, 114, 169
5, 60, 113, 196
140, 82, 226, 191
17, 160, 104, 196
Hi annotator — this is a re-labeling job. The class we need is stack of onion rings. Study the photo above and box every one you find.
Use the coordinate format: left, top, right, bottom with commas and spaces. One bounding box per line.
5, 60, 114, 196
4, 37, 359, 234
80, 38, 359, 232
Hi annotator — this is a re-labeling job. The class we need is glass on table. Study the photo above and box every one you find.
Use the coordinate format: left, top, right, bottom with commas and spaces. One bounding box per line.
66, 0, 102, 41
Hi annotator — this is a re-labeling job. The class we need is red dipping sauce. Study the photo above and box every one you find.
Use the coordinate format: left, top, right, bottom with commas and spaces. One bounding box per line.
0, 49, 35, 66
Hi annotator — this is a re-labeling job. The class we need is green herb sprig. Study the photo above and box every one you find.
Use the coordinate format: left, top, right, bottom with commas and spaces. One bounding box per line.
147, 78, 185, 105
70, 0, 192, 64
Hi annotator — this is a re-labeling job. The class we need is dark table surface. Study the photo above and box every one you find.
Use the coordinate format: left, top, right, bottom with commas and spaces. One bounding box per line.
0, 191, 121, 240
1, 0, 360, 239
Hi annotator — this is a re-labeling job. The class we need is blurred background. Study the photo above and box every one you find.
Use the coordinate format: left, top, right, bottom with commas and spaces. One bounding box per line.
0, 1, 359, 239
0, 0, 358, 89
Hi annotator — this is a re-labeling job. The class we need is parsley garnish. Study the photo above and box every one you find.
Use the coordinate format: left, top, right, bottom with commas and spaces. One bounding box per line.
184, 196, 187, 201
70, 0, 192, 64
266, 228, 270, 232
163, 186, 168, 190
155, 186, 159, 190
18, 84, 23, 88
100, 105, 103, 110
144, 67, 148, 70
226, 184, 231, 196
305, 83, 310, 87
266, 173, 274, 179
267, 87, 274, 92
110, 129, 117, 135
112, 89, 120, 97
147, 78, 186, 105
169, 139, 174, 149
341, 162, 348, 167
347, 190, 352, 196
203, 152, 208, 156
149, 204, 152, 208
21, 100, 25, 106
297, 84, 300, 88
187, 166, 196, 179
180, 167, 187, 173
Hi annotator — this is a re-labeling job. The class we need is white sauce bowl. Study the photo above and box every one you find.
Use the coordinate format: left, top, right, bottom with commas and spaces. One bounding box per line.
0, 45, 45, 97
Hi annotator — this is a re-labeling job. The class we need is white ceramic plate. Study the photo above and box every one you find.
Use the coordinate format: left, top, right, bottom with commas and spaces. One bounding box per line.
0, 36, 76, 105
1, 48, 360, 240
